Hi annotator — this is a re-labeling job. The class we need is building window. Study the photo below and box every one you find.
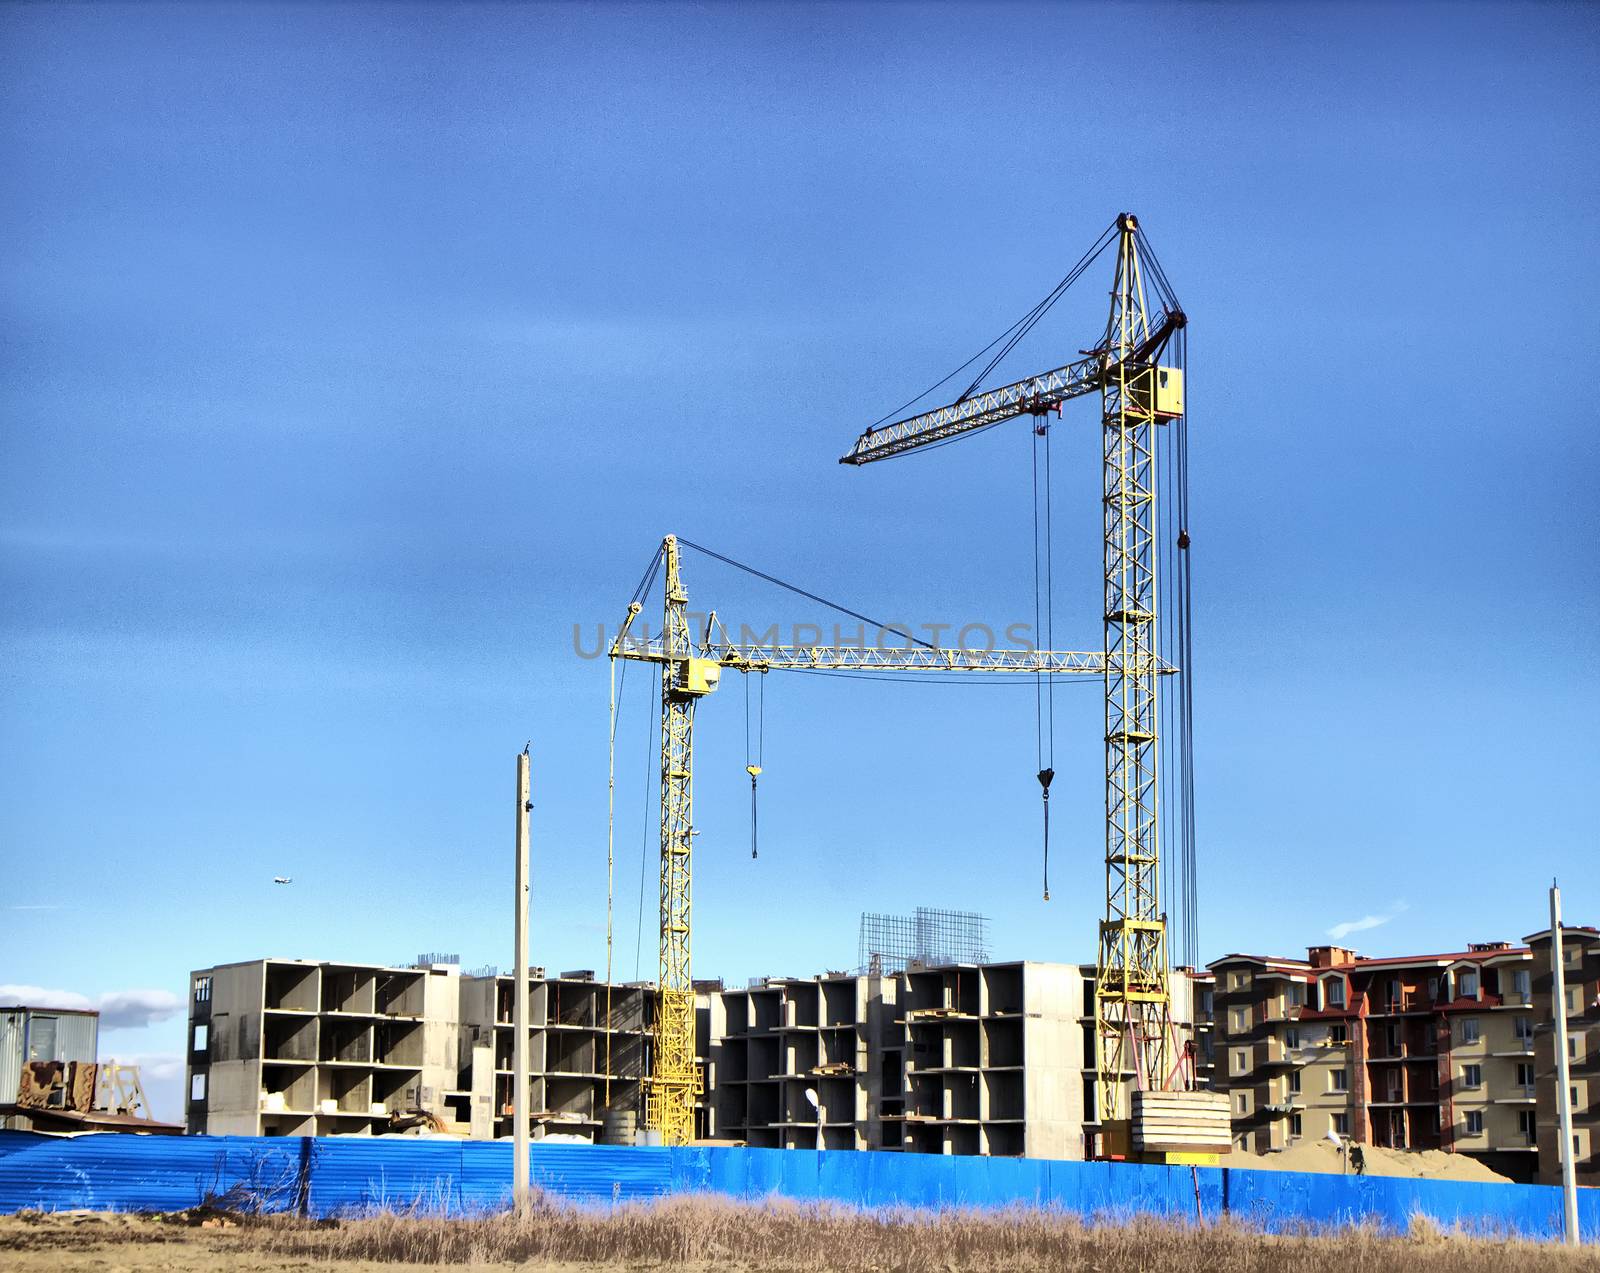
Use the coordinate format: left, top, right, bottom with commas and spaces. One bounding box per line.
1568, 989, 1582, 1016
1463, 1063, 1482, 1089
1233, 971, 1252, 991
1326, 979, 1346, 1008
1330, 1068, 1349, 1093
1516, 1062, 1534, 1090
1518, 1110, 1536, 1144
1290, 1112, 1303, 1139
1285, 1028, 1300, 1049
1288, 1070, 1302, 1095
1236, 1092, 1248, 1113
193, 1024, 209, 1052
1466, 1110, 1484, 1136
1230, 1008, 1248, 1033
1200, 988, 1213, 1014
1329, 1024, 1348, 1045
1459, 970, 1479, 999
1512, 969, 1531, 999
1333, 1113, 1350, 1137
190, 1073, 206, 1101
1427, 976, 1439, 1001
1460, 1018, 1481, 1045
1287, 982, 1305, 1007
1234, 1050, 1249, 1076
1514, 1016, 1533, 1044
193, 976, 211, 1004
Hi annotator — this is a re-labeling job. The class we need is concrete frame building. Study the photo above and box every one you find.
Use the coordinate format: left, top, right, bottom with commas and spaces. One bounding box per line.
714, 960, 1198, 1159
456, 970, 716, 1141
1525, 924, 1600, 1186
185, 954, 1196, 1158
1206, 941, 1544, 1178
185, 959, 463, 1136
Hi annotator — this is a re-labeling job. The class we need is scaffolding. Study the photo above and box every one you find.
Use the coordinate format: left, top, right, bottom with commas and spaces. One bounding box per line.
858, 907, 990, 975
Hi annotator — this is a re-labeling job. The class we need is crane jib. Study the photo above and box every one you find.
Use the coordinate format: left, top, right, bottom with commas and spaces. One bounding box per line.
841, 309, 1183, 466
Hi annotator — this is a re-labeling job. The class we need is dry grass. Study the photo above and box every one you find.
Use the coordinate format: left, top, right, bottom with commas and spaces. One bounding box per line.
251, 1196, 1596, 1270
2, 1197, 1594, 1272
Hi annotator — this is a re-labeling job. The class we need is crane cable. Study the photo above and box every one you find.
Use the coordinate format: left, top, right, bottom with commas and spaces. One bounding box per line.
744, 671, 765, 859
605, 652, 621, 1106
863, 219, 1119, 432
677, 538, 937, 651
1032, 411, 1056, 901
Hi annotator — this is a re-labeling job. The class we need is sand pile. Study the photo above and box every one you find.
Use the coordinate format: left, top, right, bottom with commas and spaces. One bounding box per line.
1234, 1138, 1510, 1182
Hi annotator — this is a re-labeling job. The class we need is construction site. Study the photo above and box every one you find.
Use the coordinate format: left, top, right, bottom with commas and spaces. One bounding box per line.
5, 5, 1599, 1260
144, 215, 1594, 1200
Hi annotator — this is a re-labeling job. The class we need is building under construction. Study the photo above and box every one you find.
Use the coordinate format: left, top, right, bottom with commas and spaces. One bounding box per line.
184, 951, 1196, 1159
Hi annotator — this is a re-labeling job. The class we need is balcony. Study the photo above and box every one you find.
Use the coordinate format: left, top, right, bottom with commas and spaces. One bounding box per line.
1492, 1086, 1537, 1105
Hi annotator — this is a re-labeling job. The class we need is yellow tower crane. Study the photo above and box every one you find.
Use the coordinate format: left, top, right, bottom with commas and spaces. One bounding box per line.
839, 213, 1221, 1156
609, 534, 1135, 1146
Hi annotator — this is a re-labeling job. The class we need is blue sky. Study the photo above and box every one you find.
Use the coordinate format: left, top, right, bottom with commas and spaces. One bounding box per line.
3, 3, 1597, 1121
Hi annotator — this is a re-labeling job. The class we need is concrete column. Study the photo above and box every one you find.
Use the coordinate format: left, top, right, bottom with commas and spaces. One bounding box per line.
513, 749, 531, 1209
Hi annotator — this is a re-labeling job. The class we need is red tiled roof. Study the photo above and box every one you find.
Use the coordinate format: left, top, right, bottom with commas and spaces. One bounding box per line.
1330, 948, 1529, 970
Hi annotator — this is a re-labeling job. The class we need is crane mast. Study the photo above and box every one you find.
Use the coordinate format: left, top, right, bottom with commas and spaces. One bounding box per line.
1096, 221, 1174, 1123
611, 534, 1135, 1144
840, 213, 1190, 1139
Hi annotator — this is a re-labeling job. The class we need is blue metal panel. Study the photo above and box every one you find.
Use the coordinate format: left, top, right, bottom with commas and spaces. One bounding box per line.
734, 1146, 788, 1199
815, 1149, 862, 1204
2, 1132, 1598, 1242
307, 1138, 464, 1216
0, 1130, 267, 1214
668, 1144, 712, 1195
529, 1143, 672, 1205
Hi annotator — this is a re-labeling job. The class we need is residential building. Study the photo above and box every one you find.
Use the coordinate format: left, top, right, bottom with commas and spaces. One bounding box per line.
1185, 969, 1216, 1088
1209, 941, 1542, 1179
1525, 924, 1600, 1186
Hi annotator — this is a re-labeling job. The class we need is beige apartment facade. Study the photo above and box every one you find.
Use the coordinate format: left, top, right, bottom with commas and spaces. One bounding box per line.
1208, 941, 1544, 1179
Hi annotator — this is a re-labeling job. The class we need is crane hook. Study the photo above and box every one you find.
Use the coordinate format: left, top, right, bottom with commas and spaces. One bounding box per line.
746, 764, 762, 859
1037, 768, 1054, 901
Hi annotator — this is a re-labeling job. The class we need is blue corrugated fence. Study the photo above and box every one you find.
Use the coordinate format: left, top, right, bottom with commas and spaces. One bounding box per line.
0, 1132, 1593, 1242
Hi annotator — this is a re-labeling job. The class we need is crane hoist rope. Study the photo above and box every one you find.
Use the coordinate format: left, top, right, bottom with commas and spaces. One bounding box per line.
743, 671, 764, 859
1031, 401, 1062, 902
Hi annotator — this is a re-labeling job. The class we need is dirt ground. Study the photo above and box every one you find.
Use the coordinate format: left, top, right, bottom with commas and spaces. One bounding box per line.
0, 1212, 581, 1273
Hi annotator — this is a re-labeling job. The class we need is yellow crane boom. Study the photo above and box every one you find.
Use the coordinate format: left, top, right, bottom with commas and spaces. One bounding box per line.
609, 533, 1151, 1146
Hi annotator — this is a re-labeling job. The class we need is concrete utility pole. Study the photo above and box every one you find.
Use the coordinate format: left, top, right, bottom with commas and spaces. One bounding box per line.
1550, 880, 1580, 1246
513, 747, 532, 1211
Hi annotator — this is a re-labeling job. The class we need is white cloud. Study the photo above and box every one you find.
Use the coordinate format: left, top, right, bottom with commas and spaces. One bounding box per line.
0, 984, 93, 1012
0, 984, 181, 1031
1327, 901, 1410, 942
